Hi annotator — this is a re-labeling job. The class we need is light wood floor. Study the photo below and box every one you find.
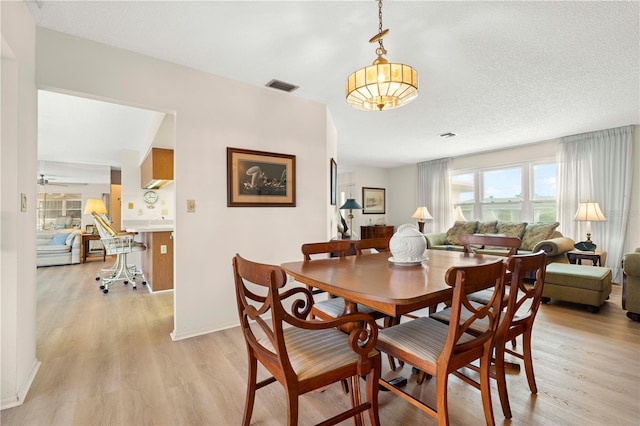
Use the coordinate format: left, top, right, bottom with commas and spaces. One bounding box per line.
2, 260, 639, 425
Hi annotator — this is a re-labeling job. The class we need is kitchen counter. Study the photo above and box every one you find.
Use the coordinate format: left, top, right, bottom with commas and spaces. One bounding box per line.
123, 220, 174, 233
125, 225, 174, 233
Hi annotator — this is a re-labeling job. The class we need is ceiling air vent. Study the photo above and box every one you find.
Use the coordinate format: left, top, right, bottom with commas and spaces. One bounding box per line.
265, 79, 299, 93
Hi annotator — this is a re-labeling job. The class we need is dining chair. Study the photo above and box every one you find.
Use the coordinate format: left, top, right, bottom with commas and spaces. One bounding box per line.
302, 241, 384, 322
460, 233, 521, 307
375, 259, 506, 426
354, 236, 392, 255
91, 212, 147, 294
232, 254, 381, 426
430, 251, 547, 419
301, 240, 353, 297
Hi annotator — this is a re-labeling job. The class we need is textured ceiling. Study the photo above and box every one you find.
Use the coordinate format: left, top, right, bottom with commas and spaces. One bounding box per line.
28, 1, 639, 178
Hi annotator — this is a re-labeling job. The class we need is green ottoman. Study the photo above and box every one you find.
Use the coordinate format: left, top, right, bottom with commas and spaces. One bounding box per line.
542, 263, 612, 312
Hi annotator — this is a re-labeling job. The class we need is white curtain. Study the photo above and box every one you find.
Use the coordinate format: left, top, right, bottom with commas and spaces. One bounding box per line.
558, 125, 634, 282
417, 158, 451, 233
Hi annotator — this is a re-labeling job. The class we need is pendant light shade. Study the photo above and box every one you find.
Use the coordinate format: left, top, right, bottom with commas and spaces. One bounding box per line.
346, 0, 418, 111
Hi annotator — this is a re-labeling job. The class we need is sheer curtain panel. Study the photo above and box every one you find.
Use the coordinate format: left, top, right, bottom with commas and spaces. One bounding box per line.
417, 158, 451, 233
558, 125, 634, 282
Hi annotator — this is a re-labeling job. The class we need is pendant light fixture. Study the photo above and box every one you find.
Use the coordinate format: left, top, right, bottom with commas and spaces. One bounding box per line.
346, 0, 419, 111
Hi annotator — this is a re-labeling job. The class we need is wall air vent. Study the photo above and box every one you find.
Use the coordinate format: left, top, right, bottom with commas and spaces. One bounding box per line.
440, 132, 457, 139
265, 79, 299, 93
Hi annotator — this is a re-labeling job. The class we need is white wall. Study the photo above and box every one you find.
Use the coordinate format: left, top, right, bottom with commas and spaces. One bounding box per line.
388, 164, 418, 229
35, 28, 334, 340
1, 1, 40, 409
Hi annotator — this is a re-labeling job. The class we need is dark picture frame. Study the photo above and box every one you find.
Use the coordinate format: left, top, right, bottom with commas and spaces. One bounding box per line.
362, 187, 386, 214
330, 158, 337, 206
227, 147, 296, 207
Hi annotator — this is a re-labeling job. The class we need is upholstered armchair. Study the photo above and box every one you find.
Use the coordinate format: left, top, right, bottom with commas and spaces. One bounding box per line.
622, 248, 640, 321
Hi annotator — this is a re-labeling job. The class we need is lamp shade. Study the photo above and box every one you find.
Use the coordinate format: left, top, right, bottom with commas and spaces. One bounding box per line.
84, 198, 107, 215
453, 205, 467, 222
574, 202, 606, 222
411, 206, 433, 220
340, 199, 363, 210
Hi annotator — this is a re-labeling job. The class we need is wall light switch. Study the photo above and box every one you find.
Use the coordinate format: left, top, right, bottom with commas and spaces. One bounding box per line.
160, 245, 167, 254
187, 199, 196, 213
128, 202, 134, 209
138, 209, 143, 216
161, 209, 168, 215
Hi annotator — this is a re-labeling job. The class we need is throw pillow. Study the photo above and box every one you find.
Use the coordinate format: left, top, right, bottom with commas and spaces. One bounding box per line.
521, 222, 560, 251
477, 221, 498, 234
65, 232, 76, 246
446, 221, 479, 245
50, 232, 71, 246
496, 222, 527, 239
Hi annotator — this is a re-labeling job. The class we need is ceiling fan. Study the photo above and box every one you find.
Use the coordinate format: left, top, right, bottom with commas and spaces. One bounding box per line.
37, 174, 67, 187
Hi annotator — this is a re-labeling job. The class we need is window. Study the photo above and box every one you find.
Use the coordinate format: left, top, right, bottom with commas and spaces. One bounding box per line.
451, 173, 475, 220
451, 162, 557, 223
482, 167, 522, 222
532, 163, 557, 222
37, 193, 82, 230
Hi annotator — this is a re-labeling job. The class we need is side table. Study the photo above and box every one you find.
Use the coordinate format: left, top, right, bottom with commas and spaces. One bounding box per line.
566, 250, 606, 267
81, 233, 106, 263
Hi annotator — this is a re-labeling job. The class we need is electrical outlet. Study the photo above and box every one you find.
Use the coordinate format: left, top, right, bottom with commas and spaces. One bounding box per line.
187, 199, 196, 213
160, 245, 167, 254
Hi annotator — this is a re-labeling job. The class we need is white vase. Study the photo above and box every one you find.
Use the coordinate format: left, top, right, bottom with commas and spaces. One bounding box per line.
390, 224, 427, 261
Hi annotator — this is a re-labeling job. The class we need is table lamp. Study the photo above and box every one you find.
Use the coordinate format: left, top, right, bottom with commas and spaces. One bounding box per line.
574, 201, 606, 250
411, 206, 433, 233
453, 205, 467, 222
340, 198, 362, 237
84, 199, 108, 234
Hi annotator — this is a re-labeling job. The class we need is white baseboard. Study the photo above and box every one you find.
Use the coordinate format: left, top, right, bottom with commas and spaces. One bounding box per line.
170, 322, 238, 341
1, 359, 41, 411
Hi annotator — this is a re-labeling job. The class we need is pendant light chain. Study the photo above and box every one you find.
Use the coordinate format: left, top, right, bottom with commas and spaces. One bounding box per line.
376, 0, 386, 57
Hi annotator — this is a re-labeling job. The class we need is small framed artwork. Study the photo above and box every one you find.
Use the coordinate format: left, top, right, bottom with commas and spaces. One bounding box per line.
362, 187, 386, 214
227, 147, 296, 207
86, 225, 95, 234
330, 158, 337, 206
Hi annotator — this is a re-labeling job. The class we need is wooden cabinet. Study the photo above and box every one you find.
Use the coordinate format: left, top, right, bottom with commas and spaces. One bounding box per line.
141, 148, 174, 189
140, 231, 174, 291
360, 225, 394, 240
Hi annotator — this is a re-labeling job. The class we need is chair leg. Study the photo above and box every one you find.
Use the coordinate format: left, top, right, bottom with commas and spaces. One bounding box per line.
341, 379, 350, 394
383, 316, 400, 370
350, 376, 364, 426
243, 355, 258, 426
435, 371, 450, 426
285, 388, 299, 426
479, 351, 496, 426
522, 328, 538, 394
493, 342, 512, 419
365, 356, 381, 426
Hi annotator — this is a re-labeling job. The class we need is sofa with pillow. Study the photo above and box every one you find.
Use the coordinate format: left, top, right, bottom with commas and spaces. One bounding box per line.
424, 220, 575, 263
36, 229, 82, 267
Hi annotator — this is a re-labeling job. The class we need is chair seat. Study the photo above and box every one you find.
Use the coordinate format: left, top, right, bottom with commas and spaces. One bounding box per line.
312, 296, 380, 318
430, 302, 489, 335
377, 317, 474, 366
260, 327, 378, 381
468, 287, 510, 305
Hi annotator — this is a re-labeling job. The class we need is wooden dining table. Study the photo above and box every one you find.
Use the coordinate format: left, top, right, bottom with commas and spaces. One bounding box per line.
281, 249, 503, 317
